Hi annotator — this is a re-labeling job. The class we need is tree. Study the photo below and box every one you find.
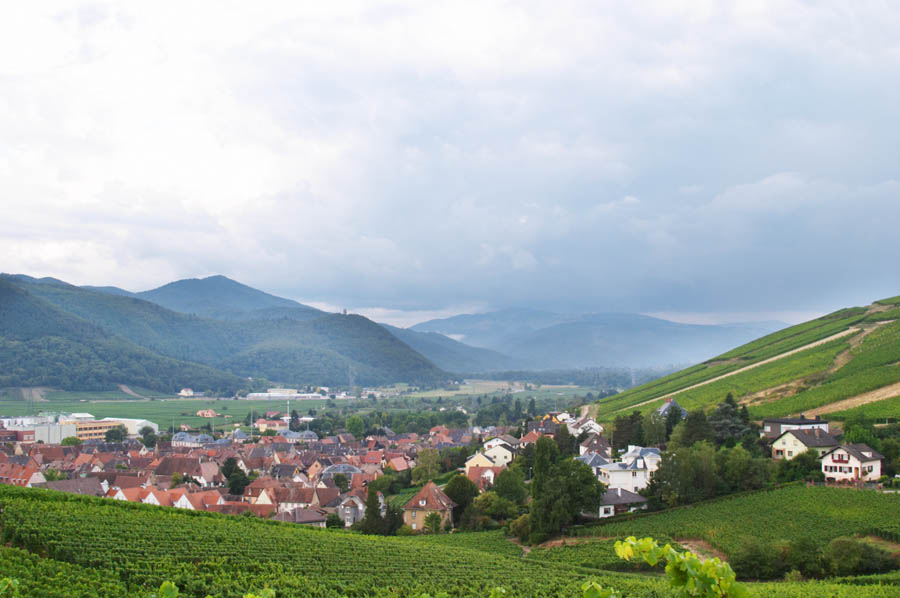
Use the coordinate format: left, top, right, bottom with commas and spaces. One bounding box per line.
358, 486, 385, 535
492, 466, 527, 505
443, 474, 479, 525
775, 449, 825, 483
289, 410, 301, 433
332, 473, 349, 493
644, 411, 667, 446
554, 425, 578, 458
669, 410, 714, 449
170, 473, 184, 487
473, 491, 517, 522
527, 397, 536, 416
105, 425, 128, 443
530, 457, 603, 543
221, 457, 240, 480
325, 513, 343, 528
228, 470, 250, 495
709, 394, 749, 447
664, 404, 683, 438
61, 436, 82, 446
424, 512, 443, 534
139, 426, 158, 448
346, 415, 365, 440
412, 448, 441, 484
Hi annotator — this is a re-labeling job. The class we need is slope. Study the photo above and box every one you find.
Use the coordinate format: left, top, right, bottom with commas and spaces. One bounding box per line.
593, 299, 900, 421
0, 278, 242, 393
3, 276, 448, 387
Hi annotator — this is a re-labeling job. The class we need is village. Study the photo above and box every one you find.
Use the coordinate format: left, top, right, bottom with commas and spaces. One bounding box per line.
0, 393, 888, 536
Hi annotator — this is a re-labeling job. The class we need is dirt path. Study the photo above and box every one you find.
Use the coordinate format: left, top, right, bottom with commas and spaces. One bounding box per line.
675, 539, 727, 562
612, 327, 860, 414
802, 381, 900, 416
118, 384, 148, 399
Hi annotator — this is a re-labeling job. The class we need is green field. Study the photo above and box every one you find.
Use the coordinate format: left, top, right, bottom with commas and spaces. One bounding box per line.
1, 485, 898, 597
829, 395, 900, 422
576, 485, 900, 557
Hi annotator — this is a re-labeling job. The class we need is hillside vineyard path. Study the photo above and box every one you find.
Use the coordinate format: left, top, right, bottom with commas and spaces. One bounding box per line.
610, 327, 860, 414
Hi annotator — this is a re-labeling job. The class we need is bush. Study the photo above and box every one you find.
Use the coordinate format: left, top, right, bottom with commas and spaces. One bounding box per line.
823, 537, 897, 576
730, 538, 788, 580
508, 513, 530, 543
395, 525, 414, 536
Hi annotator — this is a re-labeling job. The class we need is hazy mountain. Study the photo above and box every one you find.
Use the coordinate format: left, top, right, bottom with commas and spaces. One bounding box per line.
381, 324, 521, 373
136, 275, 324, 321
0, 278, 242, 393
2, 275, 448, 388
413, 309, 785, 369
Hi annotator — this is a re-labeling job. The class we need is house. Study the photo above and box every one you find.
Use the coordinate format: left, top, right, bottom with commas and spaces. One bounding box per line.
580, 434, 612, 458
618, 446, 661, 473
483, 444, 515, 468
596, 458, 651, 493
466, 465, 505, 491
196, 410, 217, 418
518, 430, 544, 446
402, 481, 456, 532
760, 416, 829, 440
576, 452, 611, 478
598, 487, 647, 518
771, 428, 839, 460
820, 444, 883, 483
464, 452, 495, 476
179, 388, 194, 397
483, 435, 519, 451
274, 508, 328, 527
567, 417, 604, 437
33, 477, 107, 496
657, 398, 688, 419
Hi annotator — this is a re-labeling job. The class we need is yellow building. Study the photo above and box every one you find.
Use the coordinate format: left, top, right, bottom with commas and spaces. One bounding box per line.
771, 428, 838, 460
68, 419, 126, 441
402, 481, 455, 532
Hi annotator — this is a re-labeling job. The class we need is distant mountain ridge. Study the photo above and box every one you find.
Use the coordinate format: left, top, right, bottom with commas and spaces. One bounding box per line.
0, 274, 449, 391
412, 309, 785, 369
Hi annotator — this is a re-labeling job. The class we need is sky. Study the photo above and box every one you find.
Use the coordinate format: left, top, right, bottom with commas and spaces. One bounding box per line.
2, 2, 899, 327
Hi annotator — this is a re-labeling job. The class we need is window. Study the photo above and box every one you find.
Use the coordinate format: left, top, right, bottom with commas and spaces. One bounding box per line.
419, 499, 426, 506
787, 451, 793, 457
411, 511, 416, 518
411, 523, 417, 530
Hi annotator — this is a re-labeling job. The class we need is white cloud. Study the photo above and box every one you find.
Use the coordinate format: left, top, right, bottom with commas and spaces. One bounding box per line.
1, 1, 898, 316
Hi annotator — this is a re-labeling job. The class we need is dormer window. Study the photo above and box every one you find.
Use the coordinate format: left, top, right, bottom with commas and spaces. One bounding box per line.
419, 499, 426, 506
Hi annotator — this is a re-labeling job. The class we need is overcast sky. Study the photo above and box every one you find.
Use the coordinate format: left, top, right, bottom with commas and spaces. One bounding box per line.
2, 2, 898, 326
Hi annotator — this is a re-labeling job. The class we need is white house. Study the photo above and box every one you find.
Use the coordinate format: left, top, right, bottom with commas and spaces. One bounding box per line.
820, 444, 882, 483
596, 458, 651, 493
483, 444, 515, 468
619, 446, 661, 473
598, 487, 647, 518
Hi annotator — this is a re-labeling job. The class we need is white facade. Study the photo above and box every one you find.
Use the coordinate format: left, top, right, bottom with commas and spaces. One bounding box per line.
821, 446, 882, 482
597, 460, 650, 493
484, 444, 514, 467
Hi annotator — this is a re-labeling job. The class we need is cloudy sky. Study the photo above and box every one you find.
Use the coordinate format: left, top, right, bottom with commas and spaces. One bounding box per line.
2, 2, 898, 326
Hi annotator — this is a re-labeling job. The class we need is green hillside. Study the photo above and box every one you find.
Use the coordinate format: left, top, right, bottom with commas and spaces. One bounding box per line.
578, 484, 900, 558
593, 299, 900, 421
2, 276, 449, 388
1, 485, 897, 597
0, 278, 242, 393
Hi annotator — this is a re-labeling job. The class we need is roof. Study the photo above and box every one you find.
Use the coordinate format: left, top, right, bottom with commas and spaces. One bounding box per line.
403, 480, 456, 512
657, 398, 688, 417
601, 487, 647, 506
764, 417, 827, 425
274, 508, 328, 524
779, 428, 839, 447
576, 452, 610, 468
821, 443, 884, 462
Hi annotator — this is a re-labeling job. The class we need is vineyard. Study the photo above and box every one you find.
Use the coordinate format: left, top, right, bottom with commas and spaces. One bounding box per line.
593, 298, 900, 422
576, 485, 900, 556
2, 485, 900, 597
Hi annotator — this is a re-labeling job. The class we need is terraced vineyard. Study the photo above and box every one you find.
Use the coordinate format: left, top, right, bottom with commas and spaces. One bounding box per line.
593, 298, 900, 421
1, 485, 899, 597
575, 485, 900, 557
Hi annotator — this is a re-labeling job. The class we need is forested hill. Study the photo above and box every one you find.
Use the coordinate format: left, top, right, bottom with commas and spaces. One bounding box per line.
593, 296, 900, 423
0, 276, 449, 390
0, 278, 243, 393
134, 275, 324, 321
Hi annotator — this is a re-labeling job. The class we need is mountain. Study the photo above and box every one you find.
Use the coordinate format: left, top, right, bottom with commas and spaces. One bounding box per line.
1, 275, 449, 389
0, 278, 242, 393
592, 297, 900, 422
381, 324, 521, 372
135, 275, 324, 321
122, 274, 513, 373
413, 309, 783, 369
